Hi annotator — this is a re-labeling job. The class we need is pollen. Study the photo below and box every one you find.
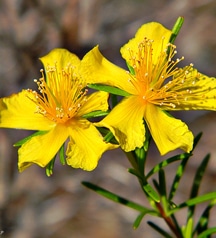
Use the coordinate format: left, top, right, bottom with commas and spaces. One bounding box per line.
30, 64, 87, 123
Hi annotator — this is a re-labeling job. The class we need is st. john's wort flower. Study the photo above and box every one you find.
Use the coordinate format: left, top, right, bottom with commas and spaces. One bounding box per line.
80, 22, 216, 155
0, 49, 117, 172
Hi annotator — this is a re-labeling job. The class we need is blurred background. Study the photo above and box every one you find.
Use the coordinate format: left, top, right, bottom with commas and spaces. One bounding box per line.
0, 0, 216, 237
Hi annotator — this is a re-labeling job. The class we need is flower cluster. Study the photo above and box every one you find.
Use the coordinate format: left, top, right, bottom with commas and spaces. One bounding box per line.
1, 21, 216, 174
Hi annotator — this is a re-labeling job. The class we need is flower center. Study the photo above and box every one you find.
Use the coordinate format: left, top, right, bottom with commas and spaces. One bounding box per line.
127, 38, 199, 109
29, 64, 87, 123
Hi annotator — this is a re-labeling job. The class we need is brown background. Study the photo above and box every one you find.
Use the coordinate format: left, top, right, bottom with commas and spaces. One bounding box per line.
0, 0, 216, 237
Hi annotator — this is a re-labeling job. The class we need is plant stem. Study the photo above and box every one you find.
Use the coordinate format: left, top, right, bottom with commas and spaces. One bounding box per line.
156, 203, 182, 238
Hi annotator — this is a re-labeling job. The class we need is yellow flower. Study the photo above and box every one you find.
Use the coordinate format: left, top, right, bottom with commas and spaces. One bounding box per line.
0, 49, 117, 172
80, 22, 216, 155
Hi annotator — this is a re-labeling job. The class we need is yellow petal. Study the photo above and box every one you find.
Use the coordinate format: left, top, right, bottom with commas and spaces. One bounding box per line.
40, 48, 81, 83
81, 46, 137, 94
18, 124, 69, 172
77, 91, 109, 117
121, 22, 172, 65
0, 90, 54, 130
144, 104, 194, 155
96, 96, 145, 152
66, 119, 118, 170
167, 68, 216, 111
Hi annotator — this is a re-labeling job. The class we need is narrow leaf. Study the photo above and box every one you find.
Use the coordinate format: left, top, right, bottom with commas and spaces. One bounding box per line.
125, 151, 139, 172
128, 168, 143, 180
187, 154, 210, 221
153, 179, 160, 194
159, 169, 167, 198
168, 154, 191, 201
146, 152, 190, 179
182, 217, 193, 238
110, 94, 118, 108
197, 227, 216, 238
194, 199, 216, 235
158, 169, 170, 215
170, 16, 184, 44
135, 146, 147, 177
168, 133, 202, 201
143, 183, 160, 203
104, 131, 116, 143
45, 156, 56, 177
147, 221, 173, 238
133, 212, 145, 229
193, 132, 203, 149
171, 214, 182, 237
168, 192, 216, 215
82, 181, 157, 214
14, 130, 48, 147
126, 61, 135, 75
59, 143, 65, 165
82, 110, 109, 118
88, 84, 131, 96
190, 154, 210, 199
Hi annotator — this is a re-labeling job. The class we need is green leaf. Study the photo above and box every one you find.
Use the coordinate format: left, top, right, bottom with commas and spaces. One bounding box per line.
82, 181, 157, 214
153, 179, 160, 194
133, 212, 145, 229
168, 153, 191, 201
110, 94, 118, 108
45, 156, 56, 177
143, 183, 160, 203
59, 143, 66, 165
187, 154, 210, 221
168, 192, 216, 215
146, 152, 190, 179
82, 110, 109, 118
126, 61, 135, 75
170, 16, 184, 44
158, 169, 167, 198
147, 221, 173, 238
135, 147, 147, 177
168, 133, 203, 201
14, 130, 48, 147
171, 214, 182, 237
104, 131, 114, 143
194, 199, 216, 236
182, 217, 193, 238
193, 132, 203, 149
125, 151, 139, 172
197, 227, 216, 238
128, 168, 143, 180
88, 84, 131, 96
97, 128, 117, 144
158, 169, 170, 215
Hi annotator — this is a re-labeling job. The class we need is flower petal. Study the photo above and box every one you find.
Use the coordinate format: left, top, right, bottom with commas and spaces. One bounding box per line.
66, 119, 118, 170
144, 104, 194, 155
40, 48, 81, 79
121, 22, 172, 65
81, 46, 137, 94
96, 96, 145, 152
77, 91, 109, 117
18, 124, 69, 172
0, 90, 54, 130
166, 68, 216, 111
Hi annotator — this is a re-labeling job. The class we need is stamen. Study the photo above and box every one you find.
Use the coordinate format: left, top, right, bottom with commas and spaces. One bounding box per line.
126, 37, 208, 110
30, 63, 87, 123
